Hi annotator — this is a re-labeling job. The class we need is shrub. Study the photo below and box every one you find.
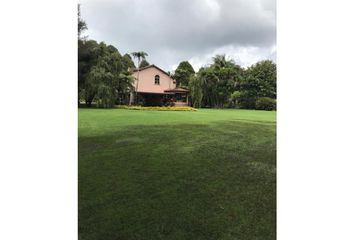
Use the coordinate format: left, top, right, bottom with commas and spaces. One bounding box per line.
238, 92, 257, 109
115, 105, 197, 111
163, 99, 175, 107
255, 97, 276, 111
228, 91, 242, 108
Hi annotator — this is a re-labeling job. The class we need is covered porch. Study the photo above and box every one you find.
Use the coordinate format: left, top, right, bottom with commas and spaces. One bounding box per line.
164, 88, 190, 106
132, 88, 190, 106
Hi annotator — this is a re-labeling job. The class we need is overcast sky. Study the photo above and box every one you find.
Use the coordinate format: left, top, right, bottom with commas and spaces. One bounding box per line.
80, 0, 276, 71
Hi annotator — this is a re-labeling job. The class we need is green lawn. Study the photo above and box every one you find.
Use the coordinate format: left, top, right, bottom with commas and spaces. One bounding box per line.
79, 108, 276, 240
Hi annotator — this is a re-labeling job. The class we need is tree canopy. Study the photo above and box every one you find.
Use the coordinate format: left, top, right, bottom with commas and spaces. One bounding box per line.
78, 4, 87, 40
122, 54, 136, 70
131, 51, 148, 68
184, 56, 243, 108
237, 60, 276, 109
79, 42, 134, 107
173, 61, 195, 87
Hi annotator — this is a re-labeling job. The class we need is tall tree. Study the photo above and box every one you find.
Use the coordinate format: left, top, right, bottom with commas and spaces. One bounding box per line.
173, 61, 195, 87
81, 41, 133, 108
130, 51, 148, 104
78, 40, 99, 106
139, 59, 150, 68
238, 60, 276, 109
87, 42, 133, 108
189, 75, 203, 107
246, 60, 276, 99
122, 53, 136, 70
78, 4, 89, 105
194, 55, 241, 108
212, 54, 235, 69
78, 4, 87, 40
78, 5, 134, 107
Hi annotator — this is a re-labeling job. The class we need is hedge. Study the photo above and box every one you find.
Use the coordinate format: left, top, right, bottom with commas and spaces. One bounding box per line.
255, 97, 276, 111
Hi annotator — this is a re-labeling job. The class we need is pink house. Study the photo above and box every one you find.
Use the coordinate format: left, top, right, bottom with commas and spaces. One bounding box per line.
130, 65, 189, 106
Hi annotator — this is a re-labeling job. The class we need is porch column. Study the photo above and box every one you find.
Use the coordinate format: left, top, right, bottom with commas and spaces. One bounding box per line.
129, 92, 135, 105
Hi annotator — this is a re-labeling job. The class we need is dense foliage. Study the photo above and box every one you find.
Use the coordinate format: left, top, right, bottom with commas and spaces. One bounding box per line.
173, 61, 195, 87
255, 97, 276, 111
184, 57, 276, 110
237, 60, 276, 109
78, 40, 134, 107
122, 54, 136, 69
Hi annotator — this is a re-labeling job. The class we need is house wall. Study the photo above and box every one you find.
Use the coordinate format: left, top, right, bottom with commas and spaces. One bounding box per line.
132, 67, 176, 94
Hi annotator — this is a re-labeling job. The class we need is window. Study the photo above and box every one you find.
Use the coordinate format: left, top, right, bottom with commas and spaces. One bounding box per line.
155, 75, 160, 85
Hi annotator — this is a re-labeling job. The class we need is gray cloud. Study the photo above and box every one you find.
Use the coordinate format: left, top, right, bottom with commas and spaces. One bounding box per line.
81, 0, 276, 71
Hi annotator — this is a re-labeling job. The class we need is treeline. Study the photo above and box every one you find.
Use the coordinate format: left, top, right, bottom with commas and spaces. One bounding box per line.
78, 5, 276, 110
174, 57, 276, 110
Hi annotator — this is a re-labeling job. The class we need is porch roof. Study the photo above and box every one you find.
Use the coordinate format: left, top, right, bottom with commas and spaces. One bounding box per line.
137, 91, 174, 95
164, 87, 189, 93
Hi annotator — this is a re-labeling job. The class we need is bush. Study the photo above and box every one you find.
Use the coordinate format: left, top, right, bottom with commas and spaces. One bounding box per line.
255, 97, 276, 111
163, 99, 175, 107
115, 105, 197, 111
238, 92, 257, 109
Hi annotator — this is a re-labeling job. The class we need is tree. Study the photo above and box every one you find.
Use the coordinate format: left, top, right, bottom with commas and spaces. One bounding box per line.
198, 67, 219, 107
116, 72, 135, 104
173, 61, 195, 87
212, 54, 235, 69
131, 51, 148, 69
189, 75, 203, 108
246, 60, 276, 99
130, 51, 148, 104
239, 60, 276, 109
78, 4, 91, 105
238, 75, 259, 109
139, 59, 150, 68
78, 6, 134, 108
78, 4, 87, 40
194, 55, 242, 108
229, 91, 242, 108
78, 40, 99, 106
88, 65, 115, 108
122, 54, 136, 70
81, 42, 134, 108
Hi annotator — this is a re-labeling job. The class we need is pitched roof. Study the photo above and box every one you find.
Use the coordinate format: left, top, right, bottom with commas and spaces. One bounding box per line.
132, 64, 173, 78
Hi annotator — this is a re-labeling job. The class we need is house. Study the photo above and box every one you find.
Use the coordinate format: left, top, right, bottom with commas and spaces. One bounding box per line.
129, 64, 190, 106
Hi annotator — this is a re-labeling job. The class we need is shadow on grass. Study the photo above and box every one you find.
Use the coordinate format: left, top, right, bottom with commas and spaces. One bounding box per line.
79, 121, 276, 240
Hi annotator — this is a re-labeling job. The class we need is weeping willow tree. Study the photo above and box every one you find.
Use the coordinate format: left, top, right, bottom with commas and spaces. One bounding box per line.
85, 42, 134, 108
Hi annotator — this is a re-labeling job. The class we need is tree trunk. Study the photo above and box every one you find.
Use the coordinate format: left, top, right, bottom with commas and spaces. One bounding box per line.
85, 94, 94, 107
135, 59, 140, 104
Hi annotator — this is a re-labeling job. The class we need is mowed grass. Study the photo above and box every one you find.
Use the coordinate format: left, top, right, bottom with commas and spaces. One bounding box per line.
79, 109, 276, 240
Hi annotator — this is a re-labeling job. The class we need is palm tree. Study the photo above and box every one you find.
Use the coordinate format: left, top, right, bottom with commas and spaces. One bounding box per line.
130, 51, 148, 104
212, 54, 235, 69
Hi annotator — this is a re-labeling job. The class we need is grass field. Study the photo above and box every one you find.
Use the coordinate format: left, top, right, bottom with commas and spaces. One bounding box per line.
79, 108, 276, 240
